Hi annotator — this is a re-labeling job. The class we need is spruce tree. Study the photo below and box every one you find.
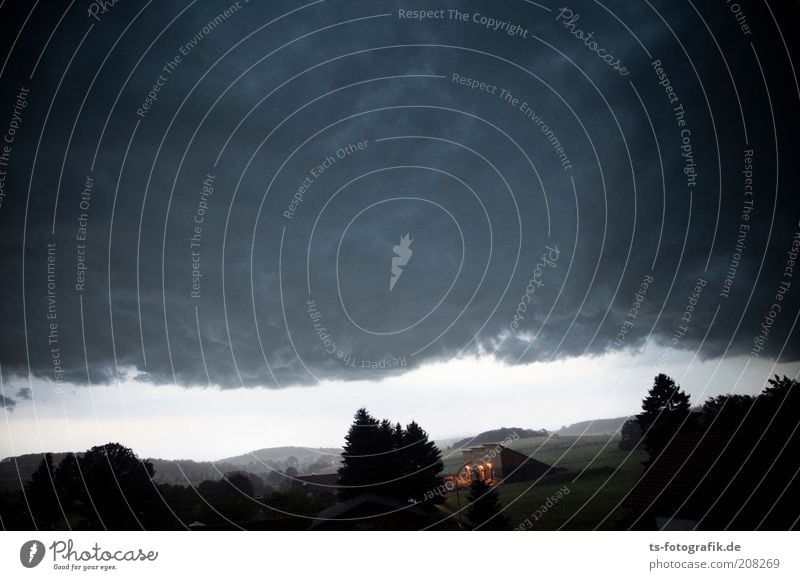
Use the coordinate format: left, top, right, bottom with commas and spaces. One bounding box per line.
337, 410, 445, 503
636, 374, 691, 460
337, 408, 387, 500
466, 478, 509, 530
384, 422, 406, 499
401, 421, 444, 504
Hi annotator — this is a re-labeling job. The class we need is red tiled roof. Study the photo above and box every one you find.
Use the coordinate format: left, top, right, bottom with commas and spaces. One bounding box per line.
628, 432, 730, 512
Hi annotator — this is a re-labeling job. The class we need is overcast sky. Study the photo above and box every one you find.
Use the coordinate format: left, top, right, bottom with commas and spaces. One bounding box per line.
1, 0, 798, 460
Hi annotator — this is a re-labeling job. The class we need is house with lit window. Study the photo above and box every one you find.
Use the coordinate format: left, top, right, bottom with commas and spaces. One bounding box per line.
454, 443, 553, 486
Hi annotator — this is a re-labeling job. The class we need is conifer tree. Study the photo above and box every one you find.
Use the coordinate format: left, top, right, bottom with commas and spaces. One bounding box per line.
337, 408, 386, 500
401, 420, 444, 503
466, 478, 509, 530
636, 374, 691, 460
337, 410, 444, 503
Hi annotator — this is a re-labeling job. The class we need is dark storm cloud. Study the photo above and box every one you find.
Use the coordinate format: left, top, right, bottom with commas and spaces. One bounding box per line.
0, 395, 16, 410
0, 0, 798, 391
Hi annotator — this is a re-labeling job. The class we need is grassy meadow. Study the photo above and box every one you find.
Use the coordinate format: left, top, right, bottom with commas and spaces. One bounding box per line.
438, 434, 648, 530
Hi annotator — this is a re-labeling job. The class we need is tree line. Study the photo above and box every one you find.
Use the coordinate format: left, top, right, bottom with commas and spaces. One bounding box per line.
1, 443, 335, 530
337, 408, 509, 529
337, 408, 443, 503
1, 407, 510, 530
620, 373, 799, 528
5, 374, 794, 530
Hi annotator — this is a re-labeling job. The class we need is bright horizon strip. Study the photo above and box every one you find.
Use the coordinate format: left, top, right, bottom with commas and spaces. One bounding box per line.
2, 339, 798, 461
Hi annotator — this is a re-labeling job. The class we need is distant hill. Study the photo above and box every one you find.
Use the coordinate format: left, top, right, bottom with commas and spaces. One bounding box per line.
433, 436, 471, 450
0, 452, 71, 491
0, 446, 343, 491
215, 446, 342, 478
2, 423, 631, 492
0, 452, 245, 490
217, 446, 341, 467
556, 416, 631, 436
148, 458, 242, 485
449, 427, 548, 450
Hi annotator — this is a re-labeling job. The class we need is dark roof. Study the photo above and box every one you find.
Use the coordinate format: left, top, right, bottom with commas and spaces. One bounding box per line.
461, 442, 505, 453
627, 432, 731, 513
309, 493, 428, 529
461, 443, 552, 468
500, 446, 551, 467
293, 473, 339, 488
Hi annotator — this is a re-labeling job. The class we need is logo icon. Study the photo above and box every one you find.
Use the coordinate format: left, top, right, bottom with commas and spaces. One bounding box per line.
390, 233, 413, 291
20, 540, 45, 568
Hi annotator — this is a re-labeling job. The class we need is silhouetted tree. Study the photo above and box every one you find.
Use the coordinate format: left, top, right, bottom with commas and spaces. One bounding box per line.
701, 394, 754, 431
466, 478, 509, 530
0, 488, 33, 529
78, 443, 158, 529
154, 483, 199, 527
637, 374, 692, 461
263, 487, 336, 520
627, 375, 800, 529
22, 453, 62, 529
618, 418, 642, 451
338, 408, 385, 500
376, 419, 397, 495
197, 472, 259, 524
53, 453, 89, 521
761, 374, 798, 404
400, 421, 444, 504
387, 422, 406, 494
337, 409, 444, 503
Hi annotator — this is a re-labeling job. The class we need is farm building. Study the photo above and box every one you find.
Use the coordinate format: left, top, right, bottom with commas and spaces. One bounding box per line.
309, 493, 431, 530
455, 443, 553, 485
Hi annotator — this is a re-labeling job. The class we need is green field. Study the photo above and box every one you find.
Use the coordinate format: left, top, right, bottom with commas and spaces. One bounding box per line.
439, 434, 648, 530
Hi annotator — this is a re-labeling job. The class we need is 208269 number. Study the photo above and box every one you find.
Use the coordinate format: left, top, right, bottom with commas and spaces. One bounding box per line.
735, 558, 780, 569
